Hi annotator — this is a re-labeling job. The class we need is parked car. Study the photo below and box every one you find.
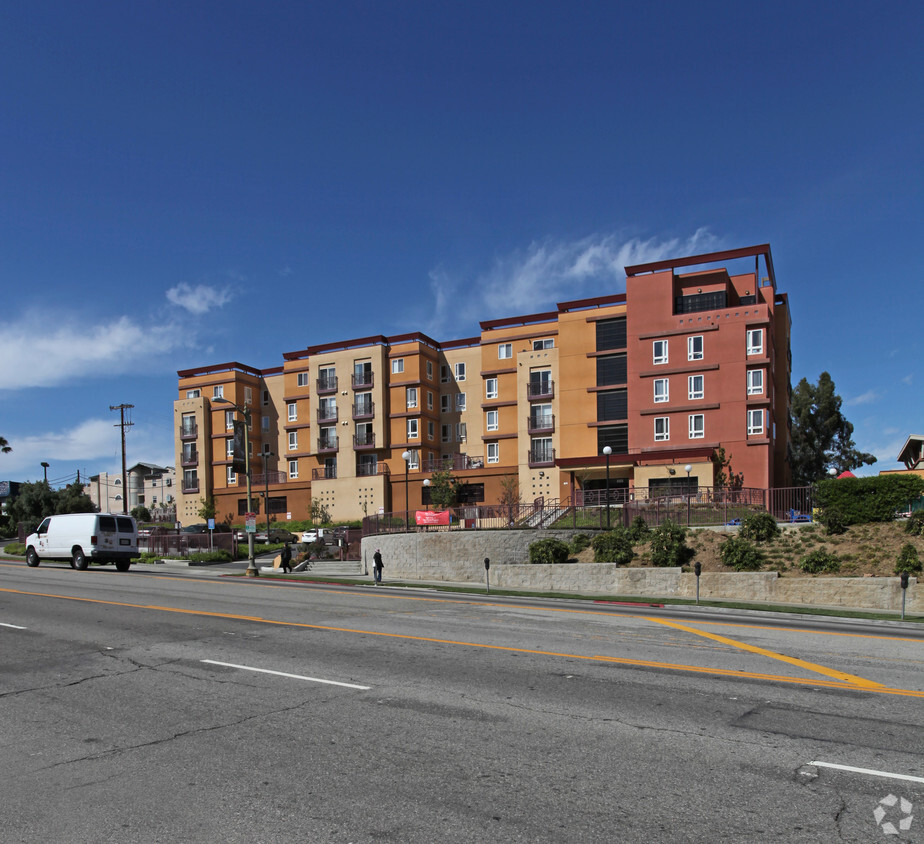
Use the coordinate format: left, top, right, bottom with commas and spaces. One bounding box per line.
255, 528, 298, 544
181, 523, 231, 534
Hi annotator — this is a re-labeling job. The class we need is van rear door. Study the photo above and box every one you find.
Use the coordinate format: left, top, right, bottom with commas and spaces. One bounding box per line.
116, 516, 138, 552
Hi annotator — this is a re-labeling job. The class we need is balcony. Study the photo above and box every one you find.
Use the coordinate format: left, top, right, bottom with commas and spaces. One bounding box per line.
179, 423, 198, 440
527, 380, 554, 400
317, 407, 338, 423
182, 481, 200, 494
352, 371, 374, 389
423, 454, 485, 473
180, 451, 198, 467
316, 375, 338, 395
312, 466, 337, 480
352, 400, 375, 420
356, 460, 390, 477
528, 447, 556, 468
527, 414, 555, 434
353, 431, 376, 450
317, 436, 339, 454
253, 471, 286, 485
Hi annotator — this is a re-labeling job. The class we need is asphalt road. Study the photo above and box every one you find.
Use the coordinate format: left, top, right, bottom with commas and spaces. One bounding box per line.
1, 559, 922, 843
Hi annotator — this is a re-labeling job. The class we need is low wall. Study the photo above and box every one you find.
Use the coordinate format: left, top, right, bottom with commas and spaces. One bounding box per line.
362, 531, 921, 614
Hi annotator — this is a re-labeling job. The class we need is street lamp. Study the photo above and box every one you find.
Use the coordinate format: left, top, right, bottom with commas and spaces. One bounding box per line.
422, 478, 431, 508
402, 450, 412, 531
684, 463, 692, 490
214, 397, 258, 577
602, 446, 612, 529
41, 462, 50, 484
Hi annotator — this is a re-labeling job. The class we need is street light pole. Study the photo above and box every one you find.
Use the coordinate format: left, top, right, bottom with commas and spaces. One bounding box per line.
602, 446, 612, 529
41, 462, 49, 484
215, 397, 258, 577
263, 450, 274, 540
402, 450, 411, 532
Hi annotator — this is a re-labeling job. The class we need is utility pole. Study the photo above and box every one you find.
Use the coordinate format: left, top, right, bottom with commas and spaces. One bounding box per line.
110, 404, 134, 514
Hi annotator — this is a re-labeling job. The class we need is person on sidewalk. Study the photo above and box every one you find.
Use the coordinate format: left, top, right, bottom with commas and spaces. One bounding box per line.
280, 541, 292, 574
373, 548, 383, 584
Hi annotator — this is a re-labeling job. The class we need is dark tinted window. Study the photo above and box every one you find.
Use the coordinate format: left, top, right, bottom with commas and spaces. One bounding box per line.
597, 390, 627, 421
268, 496, 288, 514
99, 516, 117, 532
596, 355, 626, 386
116, 517, 134, 533
675, 291, 727, 314
597, 425, 628, 454
596, 318, 626, 351
457, 483, 485, 504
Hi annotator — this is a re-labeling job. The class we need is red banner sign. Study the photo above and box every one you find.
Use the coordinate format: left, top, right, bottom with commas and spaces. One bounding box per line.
415, 510, 451, 526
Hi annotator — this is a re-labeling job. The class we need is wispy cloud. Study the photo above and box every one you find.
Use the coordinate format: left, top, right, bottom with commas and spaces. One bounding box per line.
166, 282, 235, 314
0, 313, 194, 389
901, 373, 913, 387
424, 228, 719, 336
846, 389, 881, 406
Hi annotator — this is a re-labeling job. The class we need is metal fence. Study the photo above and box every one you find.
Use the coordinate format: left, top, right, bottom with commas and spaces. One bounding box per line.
140, 532, 237, 557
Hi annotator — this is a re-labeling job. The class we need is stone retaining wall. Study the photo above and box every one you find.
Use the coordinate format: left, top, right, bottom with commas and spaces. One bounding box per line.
362, 531, 921, 613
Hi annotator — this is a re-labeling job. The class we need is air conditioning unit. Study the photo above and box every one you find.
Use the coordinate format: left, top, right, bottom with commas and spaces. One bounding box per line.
165, 479, 172, 486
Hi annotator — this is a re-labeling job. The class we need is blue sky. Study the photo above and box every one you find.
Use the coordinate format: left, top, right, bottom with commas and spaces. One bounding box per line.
1, 1, 921, 485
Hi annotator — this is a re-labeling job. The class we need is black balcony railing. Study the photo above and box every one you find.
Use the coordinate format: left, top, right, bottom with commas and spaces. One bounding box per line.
527, 414, 555, 434
180, 452, 198, 467
253, 471, 286, 485
352, 371, 374, 389
356, 461, 389, 477
182, 482, 200, 494
527, 380, 554, 400
316, 375, 338, 394
317, 407, 338, 423
353, 432, 376, 449
179, 423, 198, 439
527, 447, 556, 467
423, 454, 485, 473
312, 466, 337, 480
352, 401, 375, 420
317, 436, 338, 453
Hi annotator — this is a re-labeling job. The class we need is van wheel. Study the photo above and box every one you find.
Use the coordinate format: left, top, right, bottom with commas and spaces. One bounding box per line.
115, 560, 131, 572
26, 547, 40, 567
72, 547, 88, 570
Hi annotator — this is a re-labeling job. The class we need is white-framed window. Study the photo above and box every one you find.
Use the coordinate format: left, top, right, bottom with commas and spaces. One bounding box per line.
498, 343, 512, 359
427, 420, 435, 440
456, 422, 467, 442
654, 417, 670, 442
392, 358, 404, 374
227, 466, 236, 484
427, 390, 433, 410
213, 385, 224, 398
226, 439, 234, 458
688, 374, 704, 400
441, 424, 451, 443
454, 362, 466, 381
747, 369, 764, 395
186, 389, 200, 399
440, 364, 450, 383
225, 410, 235, 430
426, 360, 434, 380
487, 442, 499, 463
261, 416, 270, 433
533, 338, 554, 350
244, 387, 252, 405
654, 378, 669, 403
653, 340, 668, 365
407, 418, 419, 440
297, 372, 309, 387
407, 449, 419, 470
455, 393, 466, 411
288, 460, 298, 479
688, 335, 703, 361
288, 431, 298, 451
486, 410, 499, 431
689, 414, 705, 439
485, 378, 498, 399
748, 408, 765, 436
441, 394, 450, 413
287, 402, 297, 422
406, 387, 418, 409
747, 328, 763, 356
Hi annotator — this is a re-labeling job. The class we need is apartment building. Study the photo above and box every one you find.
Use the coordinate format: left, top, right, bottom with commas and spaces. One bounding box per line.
85, 463, 176, 515
173, 244, 790, 524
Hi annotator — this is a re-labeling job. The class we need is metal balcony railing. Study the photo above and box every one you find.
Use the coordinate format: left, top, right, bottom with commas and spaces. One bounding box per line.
352, 371, 374, 389
317, 407, 338, 423
317, 436, 338, 453
527, 380, 554, 400
527, 414, 555, 434
179, 423, 198, 439
527, 447, 556, 467
356, 461, 389, 477
423, 454, 485, 473
312, 466, 337, 480
316, 375, 338, 395
352, 401, 374, 420
353, 432, 376, 449
180, 452, 198, 467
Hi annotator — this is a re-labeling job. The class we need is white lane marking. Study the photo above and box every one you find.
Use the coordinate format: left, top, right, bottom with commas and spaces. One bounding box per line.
201, 659, 371, 690
0, 622, 27, 629
809, 761, 924, 784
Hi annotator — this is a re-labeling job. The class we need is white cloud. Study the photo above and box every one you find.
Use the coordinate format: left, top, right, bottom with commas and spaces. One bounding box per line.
846, 389, 881, 406
0, 419, 120, 476
166, 282, 235, 314
901, 373, 913, 387
424, 228, 719, 335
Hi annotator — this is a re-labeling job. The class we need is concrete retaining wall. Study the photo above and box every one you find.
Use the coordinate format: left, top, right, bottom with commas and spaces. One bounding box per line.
362, 531, 921, 613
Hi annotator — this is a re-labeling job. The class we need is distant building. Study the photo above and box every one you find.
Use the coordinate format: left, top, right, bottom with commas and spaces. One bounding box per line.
86, 463, 176, 518
0, 480, 22, 523
880, 435, 924, 481
173, 244, 791, 524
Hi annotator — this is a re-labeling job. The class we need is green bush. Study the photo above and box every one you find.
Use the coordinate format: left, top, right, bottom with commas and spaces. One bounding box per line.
904, 511, 924, 538
819, 507, 847, 536
720, 537, 765, 571
3, 542, 26, 556
800, 548, 841, 574
739, 511, 780, 543
815, 475, 924, 526
895, 543, 922, 575
650, 520, 695, 568
528, 538, 571, 565
591, 528, 635, 565
569, 532, 591, 554
188, 550, 233, 564
627, 516, 651, 543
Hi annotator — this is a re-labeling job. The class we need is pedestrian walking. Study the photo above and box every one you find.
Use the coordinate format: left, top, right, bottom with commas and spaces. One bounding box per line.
280, 541, 292, 574
373, 548, 383, 584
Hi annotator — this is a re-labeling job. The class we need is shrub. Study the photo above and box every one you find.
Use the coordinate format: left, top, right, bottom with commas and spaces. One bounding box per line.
628, 516, 651, 543
569, 532, 591, 554
818, 507, 847, 536
528, 538, 571, 565
650, 520, 695, 568
739, 511, 780, 543
188, 550, 233, 564
904, 511, 924, 537
720, 537, 765, 571
591, 528, 635, 566
895, 543, 922, 575
815, 475, 924, 525
800, 548, 841, 574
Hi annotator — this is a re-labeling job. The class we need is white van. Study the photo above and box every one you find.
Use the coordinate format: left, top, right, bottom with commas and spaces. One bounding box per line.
26, 513, 138, 571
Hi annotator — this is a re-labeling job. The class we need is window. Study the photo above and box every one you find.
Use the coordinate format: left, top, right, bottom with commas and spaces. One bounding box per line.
747, 328, 763, 356
454, 362, 466, 381
596, 317, 627, 351
406, 387, 418, 409
317, 366, 336, 391
747, 369, 764, 395
407, 418, 419, 440
487, 442, 499, 463
596, 391, 626, 421
297, 372, 309, 387
262, 443, 271, 456
427, 420, 435, 440
486, 410, 499, 431
688, 336, 703, 361
597, 354, 627, 386
653, 340, 668, 365
262, 390, 270, 406
531, 403, 553, 430
213, 385, 224, 398
288, 460, 298, 479
689, 414, 705, 439
440, 364, 450, 383
227, 466, 236, 484
485, 378, 498, 400
441, 395, 450, 413
226, 439, 234, 458
455, 393, 466, 411
597, 425, 628, 454
498, 343, 512, 359
688, 374, 704, 400
392, 358, 404, 374
225, 410, 234, 430
533, 338, 554, 350
426, 360, 434, 380
244, 387, 252, 404
408, 449, 419, 470
748, 408, 765, 436
654, 378, 669, 403
654, 417, 670, 442
186, 389, 200, 399
288, 431, 298, 451
287, 402, 297, 422
441, 424, 451, 443
456, 422, 467, 442
261, 416, 270, 432
427, 391, 433, 410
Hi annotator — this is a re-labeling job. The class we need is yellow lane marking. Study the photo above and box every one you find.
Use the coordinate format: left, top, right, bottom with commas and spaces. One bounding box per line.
3, 586, 922, 698
646, 617, 885, 689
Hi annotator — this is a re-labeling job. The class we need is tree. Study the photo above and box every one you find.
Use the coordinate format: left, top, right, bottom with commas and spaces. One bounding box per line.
428, 464, 460, 509
131, 506, 152, 522
712, 447, 743, 490
56, 481, 95, 515
789, 372, 876, 486
198, 497, 217, 522
0, 436, 11, 454
7, 479, 93, 536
